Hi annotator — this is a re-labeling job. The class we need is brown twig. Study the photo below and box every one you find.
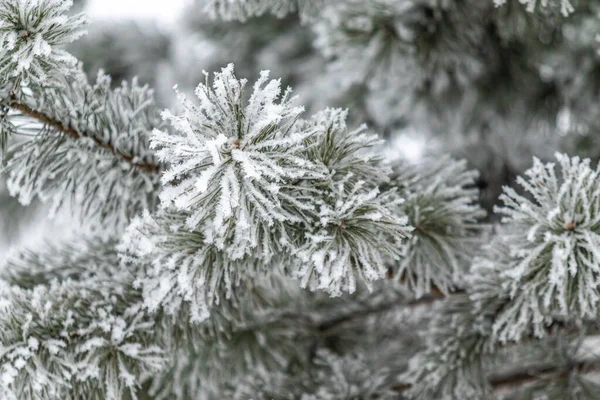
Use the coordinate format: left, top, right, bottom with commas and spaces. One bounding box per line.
489, 362, 572, 392
490, 361, 600, 393
317, 285, 453, 335
392, 361, 600, 394
9, 102, 161, 174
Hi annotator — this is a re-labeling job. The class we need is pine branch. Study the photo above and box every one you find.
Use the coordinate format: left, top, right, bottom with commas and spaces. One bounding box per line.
199, 0, 325, 22
9, 100, 161, 174
489, 361, 600, 393
393, 361, 600, 394
3, 71, 163, 228
317, 284, 450, 335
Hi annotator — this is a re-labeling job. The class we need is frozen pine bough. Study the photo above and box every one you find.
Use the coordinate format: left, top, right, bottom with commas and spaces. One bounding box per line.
1, 0, 600, 398
200, 0, 325, 22
0, 0, 86, 85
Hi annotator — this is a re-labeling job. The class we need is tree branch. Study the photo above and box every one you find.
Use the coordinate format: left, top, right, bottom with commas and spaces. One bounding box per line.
489, 361, 600, 393
392, 361, 600, 395
317, 286, 450, 334
9, 102, 161, 174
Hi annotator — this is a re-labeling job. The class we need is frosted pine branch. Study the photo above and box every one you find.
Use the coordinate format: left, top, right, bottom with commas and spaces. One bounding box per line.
7, 101, 160, 174
153, 64, 328, 261
406, 219, 600, 398
493, 0, 575, 16
198, 0, 325, 22
0, 1, 161, 229
295, 181, 411, 296
0, 0, 86, 85
0, 240, 165, 400
492, 153, 600, 342
124, 65, 412, 318
2, 71, 161, 229
391, 156, 486, 297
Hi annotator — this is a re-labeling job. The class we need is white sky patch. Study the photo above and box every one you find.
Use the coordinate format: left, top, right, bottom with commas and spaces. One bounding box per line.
87, 0, 187, 23
385, 131, 428, 163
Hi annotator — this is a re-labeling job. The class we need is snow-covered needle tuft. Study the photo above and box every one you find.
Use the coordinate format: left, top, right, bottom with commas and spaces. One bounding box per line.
302, 108, 389, 185
152, 64, 327, 260
393, 156, 486, 297
492, 153, 600, 341
295, 179, 411, 296
493, 0, 575, 17
0, 0, 87, 85
314, 0, 487, 94
124, 85, 410, 319
0, 240, 165, 399
199, 0, 325, 22
118, 209, 274, 324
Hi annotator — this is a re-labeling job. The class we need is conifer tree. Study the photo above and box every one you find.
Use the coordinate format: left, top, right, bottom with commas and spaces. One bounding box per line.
2, 0, 600, 399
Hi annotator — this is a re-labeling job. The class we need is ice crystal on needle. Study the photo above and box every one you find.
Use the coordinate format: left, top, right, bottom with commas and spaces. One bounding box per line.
493, 0, 575, 16
119, 209, 275, 323
152, 64, 327, 260
199, 0, 325, 22
493, 153, 600, 341
295, 180, 411, 296
0, 0, 86, 85
392, 156, 486, 297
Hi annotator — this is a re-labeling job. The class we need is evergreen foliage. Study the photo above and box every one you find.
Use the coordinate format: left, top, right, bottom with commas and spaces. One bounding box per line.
392, 156, 486, 297
0, 0, 86, 85
199, 0, 324, 22
4, 71, 161, 229
2, 0, 600, 398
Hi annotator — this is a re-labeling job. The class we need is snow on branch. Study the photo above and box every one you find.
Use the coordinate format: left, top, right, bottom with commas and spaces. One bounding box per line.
153, 64, 328, 260
0, 0, 87, 86
493, 0, 575, 16
391, 156, 487, 297
489, 153, 600, 342
122, 64, 412, 321
2, 71, 161, 230
0, 239, 165, 399
198, 0, 325, 22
